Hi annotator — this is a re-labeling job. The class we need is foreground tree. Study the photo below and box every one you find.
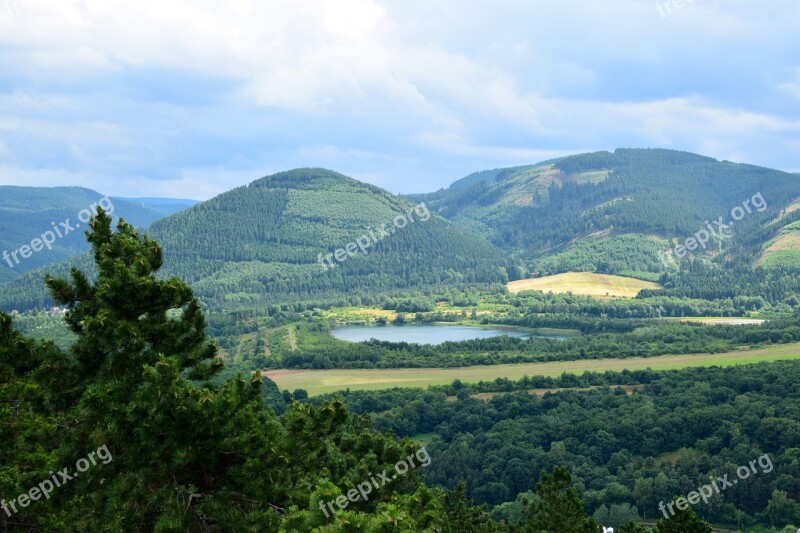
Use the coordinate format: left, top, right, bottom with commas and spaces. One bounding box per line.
522, 467, 598, 533
0, 211, 484, 531
654, 503, 712, 533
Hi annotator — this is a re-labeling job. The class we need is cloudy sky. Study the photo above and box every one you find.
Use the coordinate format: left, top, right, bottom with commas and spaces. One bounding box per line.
0, 0, 798, 199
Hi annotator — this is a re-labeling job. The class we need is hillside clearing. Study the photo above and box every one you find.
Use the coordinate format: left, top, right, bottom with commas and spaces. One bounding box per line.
264, 342, 800, 395
507, 272, 661, 298
757, 224, 800, 267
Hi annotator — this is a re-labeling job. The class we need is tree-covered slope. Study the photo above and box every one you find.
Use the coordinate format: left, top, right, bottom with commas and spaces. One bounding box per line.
0, 169, 511, 311
414, 149, 800, 274
148, 168, 510, 309
0, 212, 507, 531
0, 186, 177, 285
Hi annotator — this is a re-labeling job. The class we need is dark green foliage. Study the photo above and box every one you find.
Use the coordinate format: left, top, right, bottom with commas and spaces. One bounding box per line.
655, 504, 712, 532
414, 148, 800, 273
641, 260, 800, 306
593, 503, 640, 529
531, 234, 670, 275
618, 520, 650, 533
332, 361, 800, 529
522, 468, 598, 532
0, 210, 488, 530
442, 482, 505, 532
0, 169, 511, 312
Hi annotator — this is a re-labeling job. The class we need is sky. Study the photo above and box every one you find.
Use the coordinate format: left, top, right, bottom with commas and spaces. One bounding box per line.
0, 0, 798, 200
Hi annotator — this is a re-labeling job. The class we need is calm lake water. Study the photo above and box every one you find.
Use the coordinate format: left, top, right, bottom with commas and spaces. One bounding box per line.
331, 324, 563, 345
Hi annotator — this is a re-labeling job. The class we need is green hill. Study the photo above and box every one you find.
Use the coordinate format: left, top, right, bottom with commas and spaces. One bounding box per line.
414, 149, 800, 275
0, 169, 510, 311
0, 187, 178, 285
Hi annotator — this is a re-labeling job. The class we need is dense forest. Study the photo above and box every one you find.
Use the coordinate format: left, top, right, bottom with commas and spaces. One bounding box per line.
2, 154, 799, 531
313, 361, 800, 531
411, 149, 800, 276
3, 152, 800, 315
0, 212, 482, 531
0, 210, 731, 531
641, 260, 800, 304
0, 169, 512, 313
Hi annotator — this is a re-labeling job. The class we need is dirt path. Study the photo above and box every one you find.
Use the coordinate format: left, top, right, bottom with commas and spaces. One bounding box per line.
287, 326, 297, 351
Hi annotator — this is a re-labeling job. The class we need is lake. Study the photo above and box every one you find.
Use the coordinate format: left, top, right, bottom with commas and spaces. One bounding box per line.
331, 324, 564, 345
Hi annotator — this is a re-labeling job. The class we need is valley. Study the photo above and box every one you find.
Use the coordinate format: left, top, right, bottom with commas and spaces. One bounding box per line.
4, 149, 800, 532
5, 7, 800, 530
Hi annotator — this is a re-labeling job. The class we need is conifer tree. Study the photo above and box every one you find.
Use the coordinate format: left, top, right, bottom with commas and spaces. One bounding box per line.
1, 210, 482, 531
523, 467, 598, 533
654, 503, 713, 533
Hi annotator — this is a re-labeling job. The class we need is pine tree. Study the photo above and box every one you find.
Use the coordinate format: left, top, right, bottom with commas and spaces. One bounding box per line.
523, 467, 598, 533
1, 210, 484, 531
38, 210, 289, 530
654, 503, 712, 533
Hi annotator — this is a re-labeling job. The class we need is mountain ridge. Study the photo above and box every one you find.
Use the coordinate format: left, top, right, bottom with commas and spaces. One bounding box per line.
0, 168, 511, 311
0, 186, 188, 285
413, 148, 800, 276
3, 152, 799, 312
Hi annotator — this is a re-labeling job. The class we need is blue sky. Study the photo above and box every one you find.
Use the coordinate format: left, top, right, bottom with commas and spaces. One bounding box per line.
0, 0, 798, 199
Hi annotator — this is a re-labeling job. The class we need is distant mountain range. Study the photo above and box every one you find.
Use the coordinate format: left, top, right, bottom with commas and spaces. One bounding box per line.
0, 169, 509, 311
1, 150, 799, 312
410, 149, 800, 276
0, 187, 195, 285
115, 197, 200, 217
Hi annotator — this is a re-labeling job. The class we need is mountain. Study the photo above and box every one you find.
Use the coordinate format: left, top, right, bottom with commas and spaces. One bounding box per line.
116, 197, 200, 217
0, 187, 182, 285
413, 149, 800, 276
0, 169, 511, 311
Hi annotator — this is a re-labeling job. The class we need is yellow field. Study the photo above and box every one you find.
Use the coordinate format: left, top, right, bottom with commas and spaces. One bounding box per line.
322, 307, 399, 322
264, 342, 800, 395
507, 272, 661, 298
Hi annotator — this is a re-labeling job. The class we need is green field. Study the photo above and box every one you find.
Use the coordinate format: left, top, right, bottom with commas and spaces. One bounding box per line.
507, 272, 661, 298
264, 342, 800, 395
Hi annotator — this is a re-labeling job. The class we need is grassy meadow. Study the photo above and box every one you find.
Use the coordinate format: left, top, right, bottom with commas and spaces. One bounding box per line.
264, 342, 800, 395
507, 272, 661, 298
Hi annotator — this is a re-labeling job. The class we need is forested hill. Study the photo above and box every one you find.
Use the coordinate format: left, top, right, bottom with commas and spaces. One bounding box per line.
0, 186, 175, 285
412, 149, 800, 275
0, 169, 511, 311
147, 168, 510, 309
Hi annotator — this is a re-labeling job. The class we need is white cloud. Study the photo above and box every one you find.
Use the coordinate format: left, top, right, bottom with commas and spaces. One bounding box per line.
0, 0, 799, 197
